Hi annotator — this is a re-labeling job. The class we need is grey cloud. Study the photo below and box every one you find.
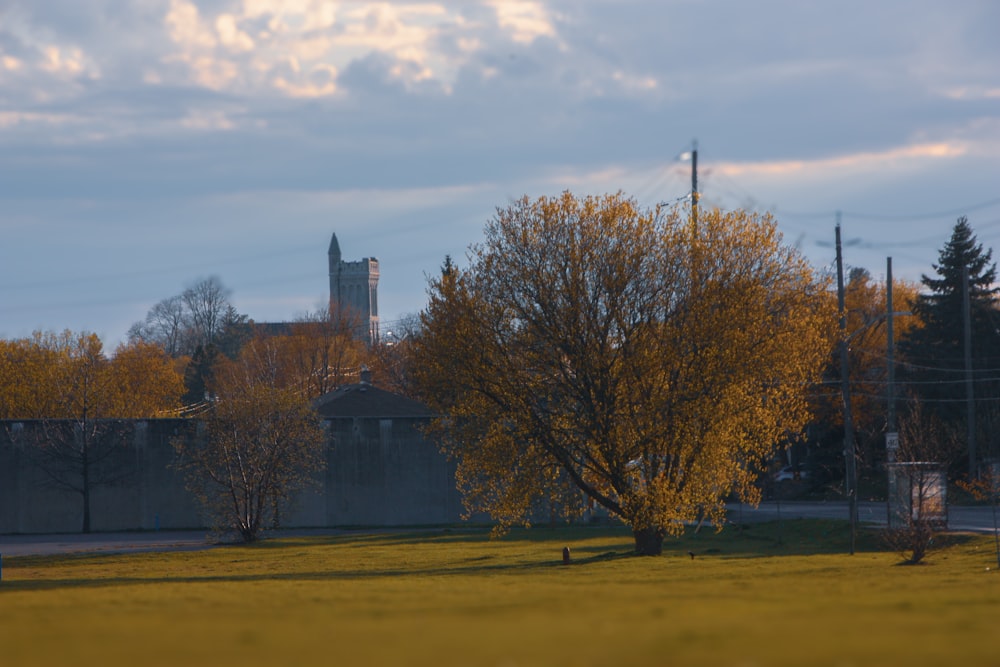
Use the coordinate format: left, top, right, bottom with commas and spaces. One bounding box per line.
2, 0, 997, 345
3, 0, 172, 58
338, 51, 437, 97
0, 2, 995, 212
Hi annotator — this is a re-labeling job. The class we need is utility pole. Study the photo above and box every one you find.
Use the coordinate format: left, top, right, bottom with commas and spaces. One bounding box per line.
964, 265, 977, 478
886, 258, 899, 463
836, 217, 857, 554
690, 139, 699, 232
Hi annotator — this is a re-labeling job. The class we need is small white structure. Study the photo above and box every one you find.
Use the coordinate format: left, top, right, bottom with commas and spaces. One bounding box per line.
887, 462, 947, 529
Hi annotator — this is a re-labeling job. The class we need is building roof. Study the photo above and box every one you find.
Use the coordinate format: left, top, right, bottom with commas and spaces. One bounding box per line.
313, 381, 434, 419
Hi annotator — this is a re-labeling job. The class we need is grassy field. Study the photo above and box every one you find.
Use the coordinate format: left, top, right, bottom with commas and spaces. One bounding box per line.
2, 520, 999, 667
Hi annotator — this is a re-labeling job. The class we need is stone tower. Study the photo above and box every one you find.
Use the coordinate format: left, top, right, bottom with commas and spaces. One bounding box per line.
328, 233, 379, 345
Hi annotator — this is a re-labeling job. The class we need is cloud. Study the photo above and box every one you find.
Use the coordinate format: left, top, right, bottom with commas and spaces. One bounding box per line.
717, 142, 969, 180
486, 0, 558, 44
154, 1, 478, 96
939, 86, 1000, 101
178, 108, 236, 130
0, 6, 101, 102
215, 13, 255, 51
272, 62, 338, 97
142, 1, 580, 102
37, 45, 90, 76
0, 110, 76, 129
165, 0, 218, 50
0, 0, 998, 345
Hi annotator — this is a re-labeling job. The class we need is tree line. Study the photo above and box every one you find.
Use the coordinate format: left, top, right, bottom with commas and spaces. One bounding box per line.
2, 194, 997, 552
0, 279, 414, 539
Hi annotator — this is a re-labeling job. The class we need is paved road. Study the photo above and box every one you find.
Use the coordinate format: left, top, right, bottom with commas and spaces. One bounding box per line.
0, 527, 353, 558
727, 500, 889, 525
0, 530, 219, 557
728, 500, 1000, 533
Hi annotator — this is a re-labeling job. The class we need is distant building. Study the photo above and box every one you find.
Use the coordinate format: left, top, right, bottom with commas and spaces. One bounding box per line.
329, 232, 379, 345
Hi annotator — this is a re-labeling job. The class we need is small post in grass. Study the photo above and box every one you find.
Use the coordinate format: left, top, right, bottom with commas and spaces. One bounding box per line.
562, 546, 571, 565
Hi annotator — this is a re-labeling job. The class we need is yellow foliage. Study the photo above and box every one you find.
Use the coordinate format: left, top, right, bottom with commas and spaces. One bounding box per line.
412, 192, 835, 553
0, 331, 184, 419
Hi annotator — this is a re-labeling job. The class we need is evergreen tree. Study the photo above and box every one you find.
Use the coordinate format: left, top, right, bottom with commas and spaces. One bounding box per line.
182, 344, 220, 405
899, 217, 1000, 470
215, 305, 253, 359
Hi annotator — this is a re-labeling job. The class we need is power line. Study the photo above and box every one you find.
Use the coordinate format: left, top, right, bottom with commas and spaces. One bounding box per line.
775, 197, 1000, 222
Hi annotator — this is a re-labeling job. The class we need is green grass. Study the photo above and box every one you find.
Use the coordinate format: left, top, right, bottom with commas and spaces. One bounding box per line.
2, 520, 1000, 666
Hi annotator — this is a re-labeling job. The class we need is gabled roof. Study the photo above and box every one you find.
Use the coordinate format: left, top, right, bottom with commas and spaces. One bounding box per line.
313, 382, 434, 419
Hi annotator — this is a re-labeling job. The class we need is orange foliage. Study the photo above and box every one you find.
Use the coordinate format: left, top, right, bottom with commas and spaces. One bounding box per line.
0, 331, 184, 419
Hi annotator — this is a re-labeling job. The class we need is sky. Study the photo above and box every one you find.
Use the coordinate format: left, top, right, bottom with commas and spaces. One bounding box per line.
2, 0, 999, 346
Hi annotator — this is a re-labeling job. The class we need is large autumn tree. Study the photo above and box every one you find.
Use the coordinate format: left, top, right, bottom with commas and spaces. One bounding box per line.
0, 331, 184, 532
411, 192, 833, 555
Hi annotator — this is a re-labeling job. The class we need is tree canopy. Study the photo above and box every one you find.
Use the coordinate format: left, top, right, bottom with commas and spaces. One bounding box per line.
411, 192, 834, 555
263, 307, 366, 399
0, 331, 185, 531
0, 331, 184, 420
899, 217, 1000, 473
128, 276, 251, 359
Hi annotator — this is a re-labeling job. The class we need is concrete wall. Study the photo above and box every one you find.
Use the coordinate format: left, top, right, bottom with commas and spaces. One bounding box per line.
0, 417, 464, 535
322, 416, 463, 526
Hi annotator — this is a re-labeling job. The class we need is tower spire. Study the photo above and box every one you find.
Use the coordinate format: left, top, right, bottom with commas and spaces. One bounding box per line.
328, 232, 342, 265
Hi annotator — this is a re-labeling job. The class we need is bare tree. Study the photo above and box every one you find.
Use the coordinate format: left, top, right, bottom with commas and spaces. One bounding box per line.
172, 337, 327, 542
22, 336, 146, 532
183, 276, 232, 351
24, 418, 135, 534
129, 295, 190, 356
130, 276, 239, 358
884, 404, 954, 564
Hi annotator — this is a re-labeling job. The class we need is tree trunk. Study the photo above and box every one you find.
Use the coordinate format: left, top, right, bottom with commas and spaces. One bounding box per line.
632, 526, 666, 556
82, 446, 91, 534
82, 485, 91, 534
